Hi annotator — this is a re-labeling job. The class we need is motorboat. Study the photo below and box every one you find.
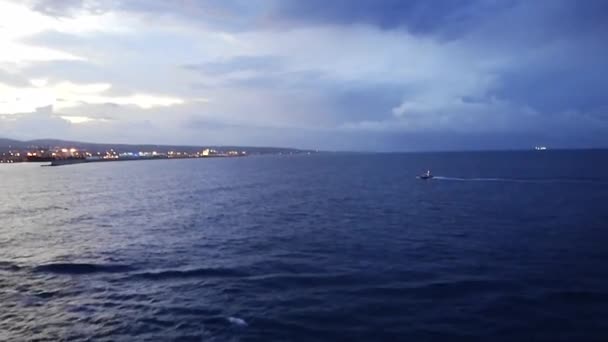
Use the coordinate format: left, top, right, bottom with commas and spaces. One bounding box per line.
418, 170, 433, 180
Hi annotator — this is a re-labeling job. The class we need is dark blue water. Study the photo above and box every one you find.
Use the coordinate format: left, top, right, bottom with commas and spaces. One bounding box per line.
1, 151, 608, 341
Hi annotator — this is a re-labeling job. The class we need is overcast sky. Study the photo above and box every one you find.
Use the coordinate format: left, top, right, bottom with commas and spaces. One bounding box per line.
0, 0, 606, 151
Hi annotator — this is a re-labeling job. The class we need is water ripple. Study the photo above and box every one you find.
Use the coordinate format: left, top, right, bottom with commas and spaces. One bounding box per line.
33, 263, 135, 275
130, 267, 249, 280
1, 153, 608, 341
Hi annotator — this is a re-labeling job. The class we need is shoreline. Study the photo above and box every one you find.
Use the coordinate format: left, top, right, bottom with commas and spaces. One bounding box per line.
46, 155, 245, 167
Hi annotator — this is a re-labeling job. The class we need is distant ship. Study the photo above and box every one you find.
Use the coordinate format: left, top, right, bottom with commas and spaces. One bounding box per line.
535, 146, 548, 151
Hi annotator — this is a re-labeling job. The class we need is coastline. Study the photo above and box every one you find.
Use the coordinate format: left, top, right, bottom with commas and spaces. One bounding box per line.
46, 155, 245, 167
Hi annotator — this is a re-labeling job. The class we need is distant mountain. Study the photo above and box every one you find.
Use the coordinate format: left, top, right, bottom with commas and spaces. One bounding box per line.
0, 138, 23, 147
0, 138, 311, 155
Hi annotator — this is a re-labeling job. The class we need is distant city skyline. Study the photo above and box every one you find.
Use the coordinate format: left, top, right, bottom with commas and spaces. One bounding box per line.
0, 0, 607, 151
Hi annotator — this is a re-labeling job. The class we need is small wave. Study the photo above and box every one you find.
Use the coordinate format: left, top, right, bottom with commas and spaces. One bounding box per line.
33, 263, 134, 274
247, 272, 357, 288
61, 214, 95, 225
33, 290, 59, 299
1, 205, 69, 217
0, 261, 21, 272
227, 316, 248, 327
131, 267, 247, 280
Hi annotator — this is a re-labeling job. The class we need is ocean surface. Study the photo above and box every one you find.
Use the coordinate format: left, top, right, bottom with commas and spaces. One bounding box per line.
1, 151, 608, 341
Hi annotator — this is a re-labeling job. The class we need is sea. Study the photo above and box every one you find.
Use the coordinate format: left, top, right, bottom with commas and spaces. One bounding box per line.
1, 150, 608, 341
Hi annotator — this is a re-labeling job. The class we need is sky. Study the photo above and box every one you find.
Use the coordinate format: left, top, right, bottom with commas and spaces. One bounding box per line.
0, 0, 607, 151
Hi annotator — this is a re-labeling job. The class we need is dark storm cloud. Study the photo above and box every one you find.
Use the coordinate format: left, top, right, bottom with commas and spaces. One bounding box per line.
185, 56, 325, 90
187, 0, 608, 128
327, 83, 406, 123
271, 0, 608, 39
185, 56, 405, 124
270, 0, 513, 38
475, 1, 608, 117
493, 50, 608, 115
12, 0, 608, 150
27, 0, 608, 41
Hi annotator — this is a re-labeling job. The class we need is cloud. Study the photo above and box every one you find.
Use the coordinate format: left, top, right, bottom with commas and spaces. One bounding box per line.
27, 0, 107, 17
59, 115, 108, 124
0, 0, 606, 150
269, 0, 510, 37
0, 105, 70, 139
0, 80, 184, 114
0, 103, 173, 144
0, 68, 30, 87
184, 55, 283, 76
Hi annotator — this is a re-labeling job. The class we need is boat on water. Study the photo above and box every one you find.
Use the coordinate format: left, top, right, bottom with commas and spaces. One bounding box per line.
418, 170, 433, 180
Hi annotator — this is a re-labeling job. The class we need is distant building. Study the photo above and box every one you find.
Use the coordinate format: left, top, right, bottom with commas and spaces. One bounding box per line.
201, 149, 217, 156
